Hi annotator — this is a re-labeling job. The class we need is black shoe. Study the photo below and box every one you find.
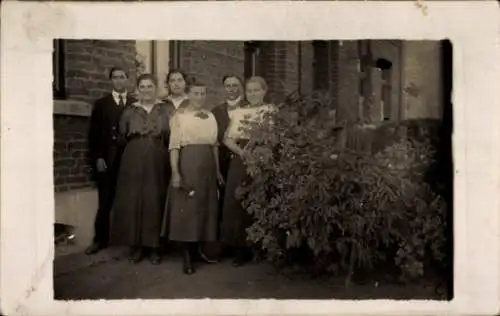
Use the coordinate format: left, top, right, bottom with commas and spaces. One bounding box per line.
182, 249, 195, 275
84, 242, 105, 255
183, 262, 195, 275
129, 247, 144, 264
150, 248, 162, 265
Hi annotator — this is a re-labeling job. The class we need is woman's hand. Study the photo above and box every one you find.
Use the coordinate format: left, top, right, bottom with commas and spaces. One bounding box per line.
172, 172, 182, 188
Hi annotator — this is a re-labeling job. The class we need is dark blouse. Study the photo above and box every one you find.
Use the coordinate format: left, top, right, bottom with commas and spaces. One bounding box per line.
119, 102, 174, 145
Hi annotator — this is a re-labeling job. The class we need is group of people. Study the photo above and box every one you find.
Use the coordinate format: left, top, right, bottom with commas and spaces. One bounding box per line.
86, 67, 275, 275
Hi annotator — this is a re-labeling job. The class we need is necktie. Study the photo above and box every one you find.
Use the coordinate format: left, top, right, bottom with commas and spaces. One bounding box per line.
118, 95, 125, 106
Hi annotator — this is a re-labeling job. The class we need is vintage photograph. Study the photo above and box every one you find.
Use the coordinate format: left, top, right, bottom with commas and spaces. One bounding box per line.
52, 39, 453, 300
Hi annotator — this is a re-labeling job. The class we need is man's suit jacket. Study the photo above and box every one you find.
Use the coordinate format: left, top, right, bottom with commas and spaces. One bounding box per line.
88, 93, 135, 175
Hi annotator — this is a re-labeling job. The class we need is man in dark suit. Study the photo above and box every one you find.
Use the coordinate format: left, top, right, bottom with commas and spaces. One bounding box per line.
200, 74, 244, 261
213, 75, 245, 182
85, 67, 135, 255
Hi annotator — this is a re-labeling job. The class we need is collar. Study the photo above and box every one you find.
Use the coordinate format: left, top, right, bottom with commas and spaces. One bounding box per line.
132, 99, 164, 107
226, 96, 242, 107
112, 90, 127, 99
167, 95, 189, 109
167, 94, 188, 102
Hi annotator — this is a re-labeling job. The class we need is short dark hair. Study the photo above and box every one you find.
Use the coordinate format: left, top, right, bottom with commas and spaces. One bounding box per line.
109, 67, 128, 79
136, 73, 158, 86
222, 74, 244, 86
165, 69, 188, 85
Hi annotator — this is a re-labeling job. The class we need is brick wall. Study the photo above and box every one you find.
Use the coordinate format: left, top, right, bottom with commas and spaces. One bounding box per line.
54, 116, 93, 192
402, 41, 443, 119
54, 40, 137, 192
299, 41, 314, 95
282, 42, 300, 97
179, 41, 245, 108
337, 41, 361, 124
65, 40, 137, 103
178, 40, 314, 106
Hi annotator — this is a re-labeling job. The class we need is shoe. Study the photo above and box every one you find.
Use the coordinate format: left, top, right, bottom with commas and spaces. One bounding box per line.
129, 247, 144, 264
183, 262, 195, 275
182, 249, 195, 275
84, 242, 105, 255
150, 249, 162, 265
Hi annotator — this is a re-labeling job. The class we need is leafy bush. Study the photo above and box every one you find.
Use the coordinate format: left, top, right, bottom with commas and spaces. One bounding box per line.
237, 92, 450, 284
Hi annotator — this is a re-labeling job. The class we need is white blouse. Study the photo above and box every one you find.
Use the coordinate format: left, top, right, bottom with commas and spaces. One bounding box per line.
169, 109, 218, 150
225, 104, 275, 140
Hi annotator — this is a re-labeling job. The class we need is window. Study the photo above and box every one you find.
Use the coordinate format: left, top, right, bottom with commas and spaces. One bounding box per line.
376, 58, 393, 121
358, 42, 395, 123
136, 41, 157, 75
312, 40, 330, 91
244, 41, 260, 79
136, 40, 173, 97
358, 41, 370, 122
53, 39, 66, 99
381, 68, 393, 121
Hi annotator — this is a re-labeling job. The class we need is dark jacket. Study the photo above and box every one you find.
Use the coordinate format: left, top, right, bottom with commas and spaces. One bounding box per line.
88, 93, 136, 174
212, 99, 244, 177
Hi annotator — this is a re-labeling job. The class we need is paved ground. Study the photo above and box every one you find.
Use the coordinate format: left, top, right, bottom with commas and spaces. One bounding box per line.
54, 246, 447, 301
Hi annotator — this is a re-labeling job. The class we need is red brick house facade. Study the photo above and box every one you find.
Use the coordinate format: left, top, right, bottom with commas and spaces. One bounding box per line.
53, 39, 446, 242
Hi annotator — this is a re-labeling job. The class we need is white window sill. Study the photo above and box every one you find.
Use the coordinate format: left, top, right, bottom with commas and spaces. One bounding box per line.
54, 99, 92, 117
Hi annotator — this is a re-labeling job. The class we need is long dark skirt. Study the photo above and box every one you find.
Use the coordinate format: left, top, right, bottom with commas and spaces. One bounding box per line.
220, 140, 253, 247
165, 145, 219, 242
110, 137, 169, 248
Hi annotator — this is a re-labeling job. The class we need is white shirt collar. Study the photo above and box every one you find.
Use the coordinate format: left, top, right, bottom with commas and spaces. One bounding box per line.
168, 95, 188, 109
226, 96, 242, 107
112, 90, 127, 104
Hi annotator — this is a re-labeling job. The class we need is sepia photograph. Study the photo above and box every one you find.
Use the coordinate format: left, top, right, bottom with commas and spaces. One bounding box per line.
52, 39, 454, 301
2, 1, 500, 315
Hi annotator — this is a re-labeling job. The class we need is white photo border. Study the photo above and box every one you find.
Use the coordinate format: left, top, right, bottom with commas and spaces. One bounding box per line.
1, 1, 500, 315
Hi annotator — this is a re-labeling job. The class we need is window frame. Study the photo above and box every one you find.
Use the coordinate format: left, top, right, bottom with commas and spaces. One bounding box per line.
312, 40, 330, 91
244, 41, 260, 79
53, 39, 66, 100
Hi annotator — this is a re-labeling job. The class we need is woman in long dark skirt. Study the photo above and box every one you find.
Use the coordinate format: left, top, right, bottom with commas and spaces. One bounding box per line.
221, 76, 276, 267
110, 74, 174, 265
167, 81, 224, 275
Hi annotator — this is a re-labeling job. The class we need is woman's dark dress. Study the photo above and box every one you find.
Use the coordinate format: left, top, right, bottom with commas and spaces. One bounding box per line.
220, 139, 252, 247
220, 105, 274, 247
109, 102, 174, 248
163, 109, 219, 242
